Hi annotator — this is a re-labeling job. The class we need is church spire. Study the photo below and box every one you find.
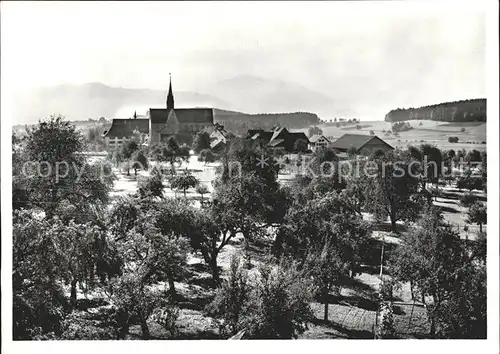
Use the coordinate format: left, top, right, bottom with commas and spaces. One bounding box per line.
166, 73, 174, 111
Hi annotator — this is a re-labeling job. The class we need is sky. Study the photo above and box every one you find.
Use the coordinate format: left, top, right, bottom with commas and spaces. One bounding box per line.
1, 1, 487, 119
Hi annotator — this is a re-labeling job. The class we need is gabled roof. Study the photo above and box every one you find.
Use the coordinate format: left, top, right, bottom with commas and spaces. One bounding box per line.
251, 131, 274, 141
268, 138, 285, 147
149, 108, 214, 124
270, 127, 289, 143
309, 134, 329, 143
290, 132, 310, 143
103, 118, 149, 138
330, 134, 393, 151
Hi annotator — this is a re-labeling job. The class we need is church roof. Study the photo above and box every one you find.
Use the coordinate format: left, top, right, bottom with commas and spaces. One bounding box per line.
149, 108, 214, 124
103, 118, 149, 138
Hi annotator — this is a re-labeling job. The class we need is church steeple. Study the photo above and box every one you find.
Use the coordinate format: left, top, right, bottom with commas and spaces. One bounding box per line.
166, 73, 174, 111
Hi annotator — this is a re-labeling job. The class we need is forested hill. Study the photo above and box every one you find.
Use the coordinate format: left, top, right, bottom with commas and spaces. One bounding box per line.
213, 109, 321, 135
384, 99, 486, 123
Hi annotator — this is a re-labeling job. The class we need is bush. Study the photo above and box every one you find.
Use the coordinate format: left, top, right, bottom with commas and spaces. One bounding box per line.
448, 136, 459, 143
205, 256, 251, 337
356, 124, 362, 130
392, 121, 412, 133
206, 258, 315, 339
461, 128, 466, 133
369, 130, 375, 136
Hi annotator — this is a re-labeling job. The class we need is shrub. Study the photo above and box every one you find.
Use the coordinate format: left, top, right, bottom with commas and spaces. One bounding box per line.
461, 127, 466, 133
448, 136, 459, 143
392, 121, 412, 133
356, 124, 362, 130
369, 130, 375, 136
205, 256, 251, 337
206, 258, 315, 339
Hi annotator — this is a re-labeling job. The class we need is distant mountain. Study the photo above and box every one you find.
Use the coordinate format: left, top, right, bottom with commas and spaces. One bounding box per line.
385, 98, 486, 123
11, 83, 229, 125
212, 75, 351, 119
10, 76, 357, 125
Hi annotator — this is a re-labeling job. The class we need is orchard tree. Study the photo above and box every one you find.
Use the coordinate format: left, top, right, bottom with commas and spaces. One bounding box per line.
308, 126, 323, 137
466, 201, 487, 233
365, 150, 422, 231
131, 149, 149, 176
20, 115, 115, 219
198, 148, 216, 164
196, 184, 209, 203
293, 138, 309, 153
192, 131, 211, 153
305, 240, 349, 321
169, 170, 199, 197
390, 208, 467, 336
137, 168, 164, 198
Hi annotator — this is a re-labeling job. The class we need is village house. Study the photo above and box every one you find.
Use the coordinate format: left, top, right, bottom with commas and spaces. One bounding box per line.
247, 127, 309, 153
308, 134, 330, 152
103, 75, 214, 148
330, 133, 394, 155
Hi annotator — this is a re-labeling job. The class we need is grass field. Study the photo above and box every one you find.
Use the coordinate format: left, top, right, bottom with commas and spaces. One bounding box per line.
293, 119, 486, 151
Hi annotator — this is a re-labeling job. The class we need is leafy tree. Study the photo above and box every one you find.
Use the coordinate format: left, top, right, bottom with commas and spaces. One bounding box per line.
131, 149, 148, 176
308, 126, 323, 137
169, 170, 199, 197
466, 201, 487, 232
198, 148, 216, 164
149, 137, 190, 172
205, 256, 251, 336
196, 184, 209, 203
245, 259, 315, 339
192, 131, 211, 153
305, 240, 349, 321
347, 146, 358, 158
365, 150, 422, 231
369, 130, 375, 136
448, 136, 459, 143
20, 115, 114, 219
13, 210, 70, 339
137, 168, 164, 198
293, 138, 308, 153
390, 208, 472, 336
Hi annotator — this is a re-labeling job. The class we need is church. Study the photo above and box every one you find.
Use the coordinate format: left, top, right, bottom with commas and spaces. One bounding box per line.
104, 75, 214, 148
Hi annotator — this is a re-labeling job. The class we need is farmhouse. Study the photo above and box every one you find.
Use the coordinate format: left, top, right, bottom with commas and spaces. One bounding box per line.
103, 75, 214, 148
247, 127, 309, 153
330, 134, 394, 155
206, 123, 229, 153
308, 134, 330, 152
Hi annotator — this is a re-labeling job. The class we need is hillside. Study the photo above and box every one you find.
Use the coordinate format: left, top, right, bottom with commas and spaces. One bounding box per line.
10, 77, 347, 125
11, 83, 229, 125
213, 108, 321, 135
385, 99, 486, 123
212, 75, 351, 119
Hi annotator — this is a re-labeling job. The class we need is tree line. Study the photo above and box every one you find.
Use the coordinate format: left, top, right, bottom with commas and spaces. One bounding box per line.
385, 98, 486, 123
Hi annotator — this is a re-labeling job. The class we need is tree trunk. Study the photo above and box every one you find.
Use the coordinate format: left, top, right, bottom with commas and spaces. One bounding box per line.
210, 256, 220, 287
390, 217, 397, 232
134, 168, 137, 176
167, 273, 176, 298
479, 223, 483, 233
140, 317, 150, 339
323, 290, 329, 321
70, 279, 78, 309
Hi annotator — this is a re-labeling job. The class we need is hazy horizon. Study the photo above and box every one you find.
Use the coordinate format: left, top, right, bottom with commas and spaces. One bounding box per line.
1, 1, 487, 121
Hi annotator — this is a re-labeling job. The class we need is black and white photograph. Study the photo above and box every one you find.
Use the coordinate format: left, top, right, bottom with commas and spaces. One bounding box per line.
1, 0, 498, 352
